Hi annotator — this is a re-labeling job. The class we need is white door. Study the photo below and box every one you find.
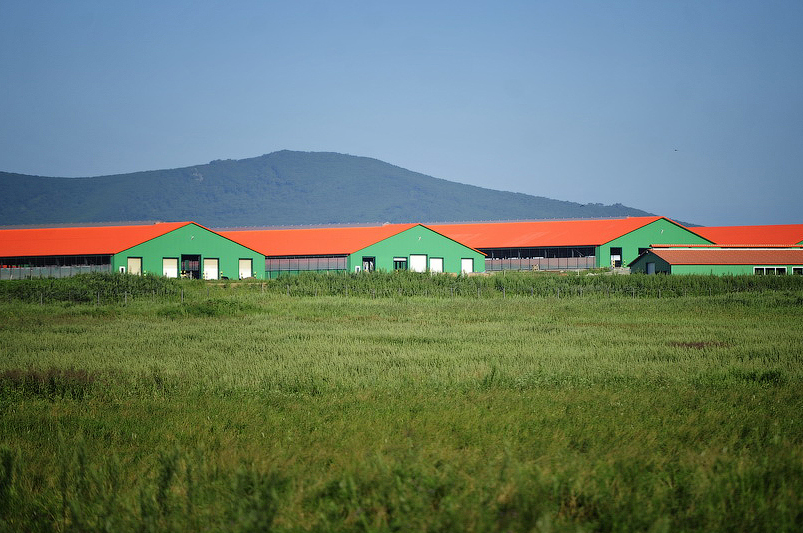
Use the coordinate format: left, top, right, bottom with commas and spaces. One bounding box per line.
127, 257, 142, 275
203, 258, 219, 280
410, 254, 427, 273
429, 257, 444, 273
238, 259, 253, 279
461, 258, 474, 274
162, 258, 178, 278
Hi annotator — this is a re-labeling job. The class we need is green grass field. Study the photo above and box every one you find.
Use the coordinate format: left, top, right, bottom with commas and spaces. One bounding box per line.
1, 273, 802, 532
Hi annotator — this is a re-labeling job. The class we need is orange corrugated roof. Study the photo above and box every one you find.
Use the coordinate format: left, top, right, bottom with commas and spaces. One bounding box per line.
649, 248, 803, 265
0, 222, 192, 257
692, 224, 803, 246
651, 243, 803, 249
429, 216, 672, 248
221, 224, 420, 256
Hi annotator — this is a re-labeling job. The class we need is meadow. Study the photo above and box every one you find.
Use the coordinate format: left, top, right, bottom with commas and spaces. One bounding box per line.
1, 272, 802, 532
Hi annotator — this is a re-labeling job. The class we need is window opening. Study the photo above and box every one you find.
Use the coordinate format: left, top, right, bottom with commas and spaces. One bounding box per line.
409, 254, 427, 273
238, 258, 253, 279
127, 257, 142, 275
163, 258, 179, 278
203, 258, 219, 280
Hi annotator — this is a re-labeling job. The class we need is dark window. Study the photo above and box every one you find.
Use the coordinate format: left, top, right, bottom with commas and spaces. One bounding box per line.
610, 247, 623, 267
393, 258, 408, 270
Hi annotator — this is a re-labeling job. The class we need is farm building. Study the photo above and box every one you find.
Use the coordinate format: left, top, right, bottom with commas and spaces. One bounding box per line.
0, 222, 265, 280
629, 245, 803, 275
692, 224, 803, 246
429, 216, 711, 271
220, 224, 486, 278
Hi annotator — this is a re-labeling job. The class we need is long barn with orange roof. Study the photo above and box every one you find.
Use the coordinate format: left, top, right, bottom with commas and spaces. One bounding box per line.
0, 222, 265, 280
430, 216, 712, 270
220, 223, 486, 278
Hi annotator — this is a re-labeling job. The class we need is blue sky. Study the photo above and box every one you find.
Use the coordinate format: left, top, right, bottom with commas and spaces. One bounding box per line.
1, 1, 801, 226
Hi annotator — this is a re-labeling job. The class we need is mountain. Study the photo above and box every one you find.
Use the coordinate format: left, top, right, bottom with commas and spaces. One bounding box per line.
0, 150, 653, 227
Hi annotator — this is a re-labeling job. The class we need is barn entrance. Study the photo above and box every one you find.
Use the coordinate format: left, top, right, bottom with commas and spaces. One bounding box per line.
181, 254, 201, 279
610, 247, 623, 268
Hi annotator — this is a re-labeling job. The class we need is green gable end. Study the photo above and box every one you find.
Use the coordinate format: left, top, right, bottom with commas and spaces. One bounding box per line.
113, 223, 265, 279
349, 225, 485, 274
597, 219, 712, 268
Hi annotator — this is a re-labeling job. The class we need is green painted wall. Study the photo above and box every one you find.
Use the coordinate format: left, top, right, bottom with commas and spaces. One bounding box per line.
670, 264, 803, 275
596, 219, 711, 268
348, 225, 486, 274
112, 223, 265, 279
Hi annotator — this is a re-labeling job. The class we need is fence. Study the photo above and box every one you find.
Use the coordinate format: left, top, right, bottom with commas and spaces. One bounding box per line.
485, 256, 596, 271
0, 264, 112, 280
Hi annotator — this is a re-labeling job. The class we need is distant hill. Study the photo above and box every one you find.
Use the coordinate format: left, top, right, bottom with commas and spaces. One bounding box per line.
0, 150, 654, 227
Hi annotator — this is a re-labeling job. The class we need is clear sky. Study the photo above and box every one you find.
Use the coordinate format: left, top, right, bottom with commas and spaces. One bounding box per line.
1, 1, 801, 226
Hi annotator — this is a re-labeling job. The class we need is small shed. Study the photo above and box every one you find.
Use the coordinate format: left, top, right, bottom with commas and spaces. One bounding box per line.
221, 224, 486, 278
629, 245, 803, 275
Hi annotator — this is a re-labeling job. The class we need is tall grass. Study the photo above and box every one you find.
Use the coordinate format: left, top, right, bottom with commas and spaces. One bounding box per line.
0, 274, 801, 531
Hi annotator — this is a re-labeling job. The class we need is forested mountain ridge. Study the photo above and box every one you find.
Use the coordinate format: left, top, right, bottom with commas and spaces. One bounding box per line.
0, 150, 653, 227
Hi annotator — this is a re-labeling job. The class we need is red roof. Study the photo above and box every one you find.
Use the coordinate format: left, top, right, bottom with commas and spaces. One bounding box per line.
221, 224, 420, 256
0, 222, 193, 257
649, 248, 803, 265
429, 216, 676, 248
692, 224, 803, 246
